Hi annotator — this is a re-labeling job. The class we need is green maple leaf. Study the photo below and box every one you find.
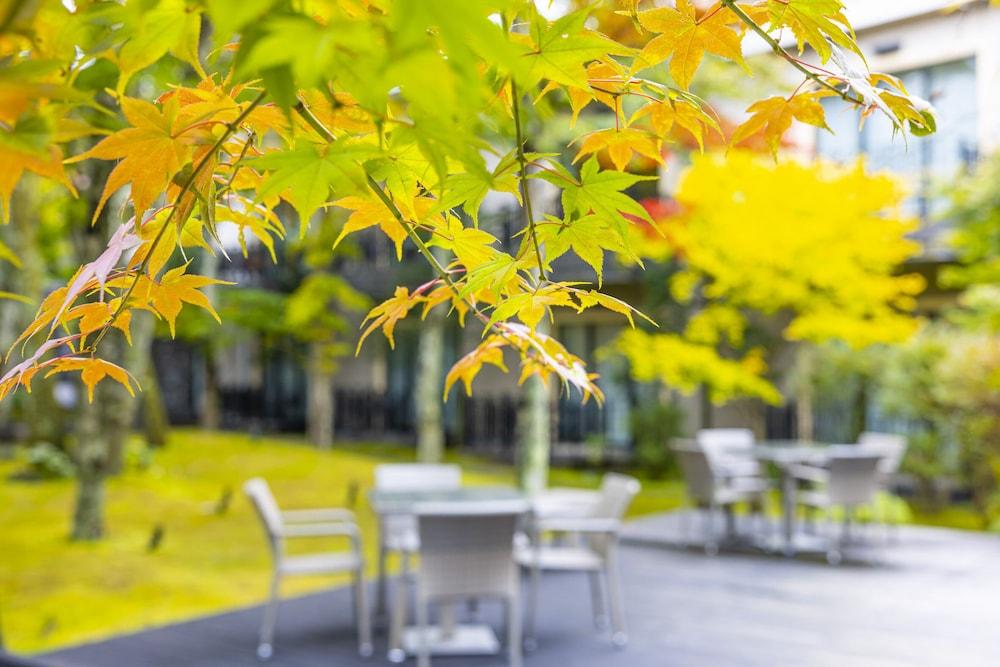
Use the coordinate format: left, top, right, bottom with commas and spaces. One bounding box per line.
767, 0, 862, 63
536, 214, 622, 287
545, 158, 655, 252
253, 142, 372, 225
520, 10, 633, 89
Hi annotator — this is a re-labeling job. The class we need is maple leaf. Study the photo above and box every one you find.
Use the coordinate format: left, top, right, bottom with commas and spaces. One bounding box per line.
0, 113, 76, 224
730, 91, 834, 155
137, 265, 228, 337
573, 289, 655, 328
254, 141, 372, 225
632, 97, 722, 150
51, 221, 141, 332
536, 214, 622, 286
766, 0, 861, 64
66, 300, 133, 345
518, 10, 633, 89
357, 286, 422, 353
44, 357, 137, 402
331, 194, 421, 260
428, 215, 501, 270
68, 97, 191, 224
573, 127, 663, 172
547, 158, 656, 251
444, 335, 508, 398
487, 285, 576, 329
115, 0, 206, 92
636, 0, 747, 89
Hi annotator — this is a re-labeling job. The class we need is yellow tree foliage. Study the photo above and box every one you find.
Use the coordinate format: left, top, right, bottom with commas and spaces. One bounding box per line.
0, 0, 934, 403
616, 151, 926, 403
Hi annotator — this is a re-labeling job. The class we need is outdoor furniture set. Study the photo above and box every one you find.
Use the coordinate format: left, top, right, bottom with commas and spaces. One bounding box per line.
675, 429, 907, 563
245, 466, 641, 665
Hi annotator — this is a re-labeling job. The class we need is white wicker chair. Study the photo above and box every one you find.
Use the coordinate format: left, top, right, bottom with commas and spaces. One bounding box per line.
411, 500, 529, 667
243, 477, 371, 660
516, 473, 641, 649
696, 428, 763, 480
791, 452, 884, 564
373, 464, 462, 617
675, 444, 770, 554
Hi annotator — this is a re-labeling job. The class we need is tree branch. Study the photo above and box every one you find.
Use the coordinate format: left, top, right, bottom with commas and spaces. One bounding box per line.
721, 0, 865, 107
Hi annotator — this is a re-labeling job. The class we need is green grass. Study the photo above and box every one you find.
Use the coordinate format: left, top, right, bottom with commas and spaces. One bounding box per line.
0, 429, 982, 654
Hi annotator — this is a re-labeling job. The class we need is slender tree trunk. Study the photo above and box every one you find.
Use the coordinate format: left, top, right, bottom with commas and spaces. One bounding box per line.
72, 395, 108, 540
306, 343, 335, 449
415, 302, 445, 463
795, 346, 815, 442
198, 250, 222, 430
143, 364, 170, 447
518, 372, 551, 494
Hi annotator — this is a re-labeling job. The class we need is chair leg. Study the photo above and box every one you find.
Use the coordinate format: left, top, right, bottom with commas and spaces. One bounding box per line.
415, 593, 431, 667
603, 554, 627, 648
388, 553, 410, 663
523, 562, 540, 651
354, 570, 373, 657
507, 594, 523, 667
587, 571, 608, 630
257, 573, 281, 660
376, 544, 388, 618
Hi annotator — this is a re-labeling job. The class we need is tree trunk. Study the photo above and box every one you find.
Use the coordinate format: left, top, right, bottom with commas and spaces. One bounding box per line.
518, 373, 551, 494
415, 302, 445, 463
198, 249, 222, 430
795, 346, 815, 442
200, 347, 222, 430
142, 363, 170, 447
72, 379, 111, 541
306, 343, 335, 449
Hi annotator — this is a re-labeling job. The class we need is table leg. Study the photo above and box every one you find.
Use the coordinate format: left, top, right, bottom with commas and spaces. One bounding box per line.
388, 553, 409, 663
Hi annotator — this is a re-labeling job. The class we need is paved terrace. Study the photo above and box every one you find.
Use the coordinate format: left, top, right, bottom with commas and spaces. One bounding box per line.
14, 512, 1000, 667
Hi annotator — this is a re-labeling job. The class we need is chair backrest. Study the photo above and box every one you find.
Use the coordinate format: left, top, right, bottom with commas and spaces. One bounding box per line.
697, 428, 757, 469
825, 454, 883, 506
374, 463, 462, 492
415, 500, 528, 600
696, 428, 755, 451
590, 473, 641, 520
674, 445, 717, 504
244, 477, 284, 555
858, 432, 907, 475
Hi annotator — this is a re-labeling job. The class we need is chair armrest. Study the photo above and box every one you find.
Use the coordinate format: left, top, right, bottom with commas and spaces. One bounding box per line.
787, 464, 829, 484
279, 522, 362, 552
281, 508, 356, 523
535, 518, 622, 535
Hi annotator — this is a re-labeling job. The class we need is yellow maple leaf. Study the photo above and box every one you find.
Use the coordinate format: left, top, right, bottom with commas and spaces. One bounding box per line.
444, 336, 509, 398
43, 357, 136, 402
636, 0, 747, 89
0, 143, 75, 224
68, 97, 192, 223
730, 91, 834, 155
136, 265, 227, 337
333, 193, 434, 260
573, 127, 663, 172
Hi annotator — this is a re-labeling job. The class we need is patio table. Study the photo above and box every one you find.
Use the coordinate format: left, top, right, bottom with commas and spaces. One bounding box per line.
369, 485, 526, 662
748, 441, 831, 556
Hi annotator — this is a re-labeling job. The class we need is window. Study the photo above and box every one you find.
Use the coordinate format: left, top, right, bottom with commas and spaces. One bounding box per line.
816, 58, 977, 253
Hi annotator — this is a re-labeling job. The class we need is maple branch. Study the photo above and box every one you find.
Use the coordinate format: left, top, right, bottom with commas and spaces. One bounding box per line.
509, 77, 547, 285
89, 89, 268, 352
721, 0, 864, 106
292, 100, 486, 324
